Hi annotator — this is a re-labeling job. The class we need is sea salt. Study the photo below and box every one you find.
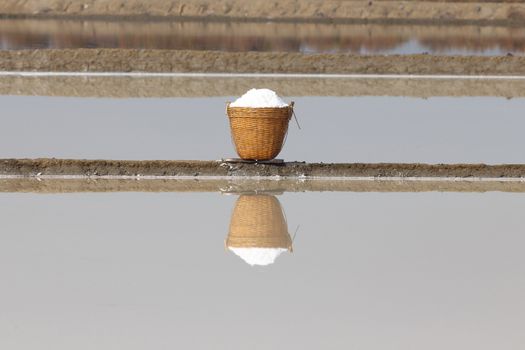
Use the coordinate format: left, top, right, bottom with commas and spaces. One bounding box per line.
230, 88, 288, 108
229, 247, 288, 266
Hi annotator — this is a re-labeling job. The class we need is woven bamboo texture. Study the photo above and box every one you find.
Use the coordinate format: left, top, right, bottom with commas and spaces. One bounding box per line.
226, 195, 292, 249
227, 102, 293, 160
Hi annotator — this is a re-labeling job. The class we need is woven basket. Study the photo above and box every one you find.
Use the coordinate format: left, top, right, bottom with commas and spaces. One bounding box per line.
226, 195, 292, 250
227, 102, 294, 160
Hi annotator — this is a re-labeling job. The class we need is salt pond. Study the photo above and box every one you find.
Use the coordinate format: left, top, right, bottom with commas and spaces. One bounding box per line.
0, 191, 524, 349
3, 95, 525, 164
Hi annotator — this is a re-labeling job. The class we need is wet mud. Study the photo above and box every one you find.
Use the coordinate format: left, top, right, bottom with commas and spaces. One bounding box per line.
3, 159, 525, 179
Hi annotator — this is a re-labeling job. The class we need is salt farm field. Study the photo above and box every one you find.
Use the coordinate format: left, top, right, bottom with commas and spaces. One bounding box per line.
2, 2, 525, 348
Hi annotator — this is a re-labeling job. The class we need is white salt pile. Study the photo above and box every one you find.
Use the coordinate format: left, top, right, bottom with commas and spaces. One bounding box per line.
230, 88, 288, 108
229, 247, 288, 266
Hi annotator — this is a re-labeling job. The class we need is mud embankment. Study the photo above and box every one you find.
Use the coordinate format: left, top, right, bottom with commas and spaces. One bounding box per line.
3, 159, 525, 179
1, 0, 525, 24
2, 49, 525, 75
3, 159, 525, 193
2, 75, 525, 98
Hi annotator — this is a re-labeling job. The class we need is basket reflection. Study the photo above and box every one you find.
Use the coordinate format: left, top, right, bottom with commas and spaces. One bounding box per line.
226, 194, 292, 266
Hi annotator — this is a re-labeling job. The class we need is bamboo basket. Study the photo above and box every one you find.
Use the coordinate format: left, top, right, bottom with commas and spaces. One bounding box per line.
226, 195, 292, 250
226, 102, 294, 160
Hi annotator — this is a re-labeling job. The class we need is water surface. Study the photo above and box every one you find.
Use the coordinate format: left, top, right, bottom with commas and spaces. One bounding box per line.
1, 19, 524, 56
3, 95, 525, 164
0, 191, 524, 349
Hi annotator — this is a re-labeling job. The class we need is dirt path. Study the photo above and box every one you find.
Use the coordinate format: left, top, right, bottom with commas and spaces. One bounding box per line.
1, 0, 525, 24
2, 49, 525, 75
3, 158, 525, 179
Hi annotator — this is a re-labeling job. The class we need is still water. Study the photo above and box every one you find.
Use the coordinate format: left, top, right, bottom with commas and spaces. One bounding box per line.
2, 95, 525, 164
0, 191, 524, 349
1, 19, 524, 56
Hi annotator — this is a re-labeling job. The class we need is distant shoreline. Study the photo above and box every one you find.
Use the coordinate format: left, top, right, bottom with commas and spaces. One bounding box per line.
1, 0, 525, 25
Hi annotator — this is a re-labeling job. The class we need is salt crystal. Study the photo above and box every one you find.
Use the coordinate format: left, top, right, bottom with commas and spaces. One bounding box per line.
230, 88, 288, 108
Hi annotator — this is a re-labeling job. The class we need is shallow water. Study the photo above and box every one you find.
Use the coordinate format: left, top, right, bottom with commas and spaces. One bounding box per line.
0, 191, 524, 349
1, 19, 524, 56
3, 95, 525, 164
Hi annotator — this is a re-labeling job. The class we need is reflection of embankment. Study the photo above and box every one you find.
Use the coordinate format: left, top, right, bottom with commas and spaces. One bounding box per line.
3, 178, 525, 193
2, 20, 525, 54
